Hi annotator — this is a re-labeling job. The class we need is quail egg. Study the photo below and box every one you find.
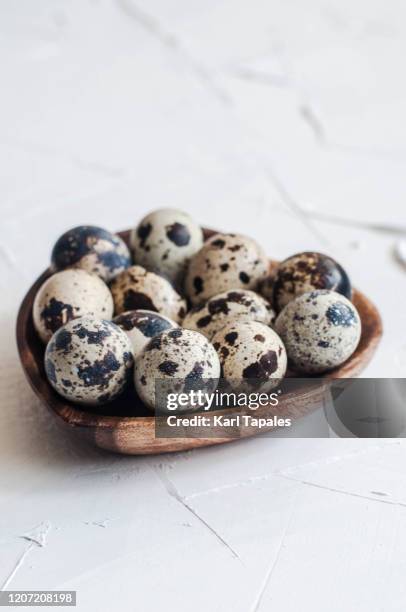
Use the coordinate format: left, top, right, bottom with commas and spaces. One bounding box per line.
113, 309, 178, 357
131, 208, 203, 287
51, 225, 131, 282
212, 320, 287, 392
110, 265, 187, 322
44, 316, 133, 405
274, 290, 361, 374
273, 251, 351, 312
33, 269, 114, 343
183, 289, 275, 340
134, 328, 220, 411
184, 233, 269, 305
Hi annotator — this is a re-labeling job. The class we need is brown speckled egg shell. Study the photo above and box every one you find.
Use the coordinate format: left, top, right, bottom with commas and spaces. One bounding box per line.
44, 316, 133, 405
110, 265, 187, 323
273, 251, 351, 312
274, 290, 361, 374
33, 269, 114, 343
113, 309, 178, 357
212, 320, 287, 393
134, 328, 221, 411
130, 208, 203, 288
184, 233, 269, 305
183, 289, 275, 340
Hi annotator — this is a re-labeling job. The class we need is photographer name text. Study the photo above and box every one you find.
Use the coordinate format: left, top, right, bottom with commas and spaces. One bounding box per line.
165, 414, 292, 429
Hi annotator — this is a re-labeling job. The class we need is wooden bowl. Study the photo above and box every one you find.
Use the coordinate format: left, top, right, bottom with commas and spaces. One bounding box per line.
16, 228, 383, 454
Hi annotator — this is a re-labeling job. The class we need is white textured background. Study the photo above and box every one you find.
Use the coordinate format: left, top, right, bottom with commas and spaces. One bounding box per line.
1, 1, 406, 610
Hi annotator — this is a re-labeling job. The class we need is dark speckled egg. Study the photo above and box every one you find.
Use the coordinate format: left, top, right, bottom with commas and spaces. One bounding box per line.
183, 289, 275, 340
130, 208, 203, 288
184, 233, 269, 305
274, 290, 361, 374
44, 316, 134, 405
33, 269, 114, 343
212, 320, 287, 393
134, 328, 220, 411
110, 265, 187, 323
51, 225, 131, 282
273, 252, 351, 312
113, 309, 178, 357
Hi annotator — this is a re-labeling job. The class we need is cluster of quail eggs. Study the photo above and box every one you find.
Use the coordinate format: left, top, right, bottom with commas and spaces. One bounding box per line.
33, 209, 362, 411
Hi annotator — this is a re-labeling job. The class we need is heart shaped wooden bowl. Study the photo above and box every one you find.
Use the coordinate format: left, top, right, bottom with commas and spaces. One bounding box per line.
16, 228, 383, 454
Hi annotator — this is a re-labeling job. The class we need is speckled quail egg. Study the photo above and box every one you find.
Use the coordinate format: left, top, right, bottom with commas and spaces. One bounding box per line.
113, 309, 178, 357
131, 208, 203, 287
185, 233, 269, 305
274, 290, 361, 374
51, 225, 131, 282
134, 328, 220, 411
44, 316, 133, 405
212, 320, 287, 392
110, 265, 187, 323
183, 289, 275, 340
273, 251, 351, 313
33, 269, 114, 343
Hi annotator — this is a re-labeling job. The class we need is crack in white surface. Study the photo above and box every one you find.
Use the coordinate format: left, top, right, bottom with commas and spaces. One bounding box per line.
233, 61, 406, 160
394, 240, 406, 269
20, 521, 51, 547
249, 492, 298, 612
185, 473, 278, 502
232, 66, 291, 89
154, 467, 242, 562
299, 104, 327, 145
304, 209, 406, 236
267, 168, 330, 245
1, 543, 35, 591
231, 43, 406, 162
1, 522, 51, 590
185, 442, 401, 501
277, 474, 406, 509
115, 0, 231, 106
83, 519, 112, 528
231, 41, 329, 147
278, 441, 401, 475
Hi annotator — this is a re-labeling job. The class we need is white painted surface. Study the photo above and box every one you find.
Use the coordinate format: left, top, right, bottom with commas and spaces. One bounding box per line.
0, 1, 405, 610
